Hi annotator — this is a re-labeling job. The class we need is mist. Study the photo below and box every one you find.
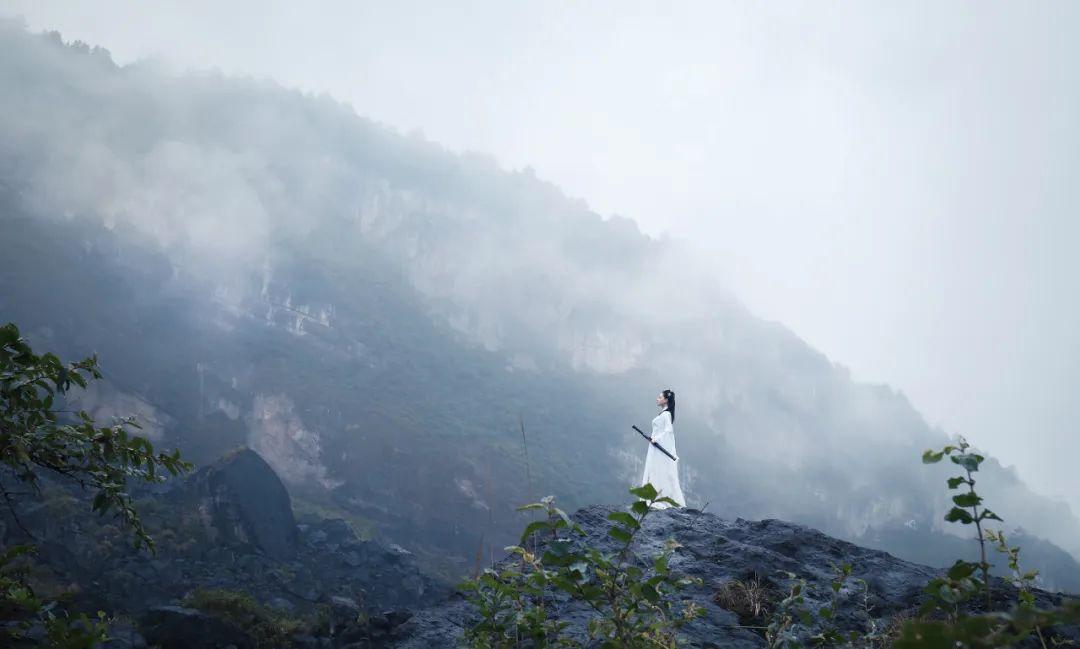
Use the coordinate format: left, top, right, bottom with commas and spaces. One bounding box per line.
2, 5, 1080, 591
3, 1, 1078, 515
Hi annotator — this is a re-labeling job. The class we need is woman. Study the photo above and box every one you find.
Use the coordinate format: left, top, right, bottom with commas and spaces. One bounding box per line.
641, 389, 685, 508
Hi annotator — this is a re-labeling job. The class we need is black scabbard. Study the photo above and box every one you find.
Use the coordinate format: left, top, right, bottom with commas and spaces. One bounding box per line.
632, 425, 678, 462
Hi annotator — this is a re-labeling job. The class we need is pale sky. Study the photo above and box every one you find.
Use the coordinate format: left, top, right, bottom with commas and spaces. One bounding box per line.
3, 1, 1078, 508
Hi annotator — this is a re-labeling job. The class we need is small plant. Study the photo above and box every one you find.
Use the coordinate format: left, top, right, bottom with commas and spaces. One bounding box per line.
987, 529, 1053, 648
718, 566, 886, 647
764, 572, 811, 649
809, 562, 890, 647
462, 483, 703, 648
921, 436, 999, 613
896, 437, 1080, 647
987, 530, 1038, 611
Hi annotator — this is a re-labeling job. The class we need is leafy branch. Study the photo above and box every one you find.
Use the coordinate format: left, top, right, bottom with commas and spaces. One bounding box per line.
899, 436, 1080, 647
922, 436, 999, 612
463, 483, 702, 648
0, 322, 192, 550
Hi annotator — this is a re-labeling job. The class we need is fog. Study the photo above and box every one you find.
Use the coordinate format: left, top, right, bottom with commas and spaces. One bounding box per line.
2, 2, 1079, 572
4, 1, 1075, 511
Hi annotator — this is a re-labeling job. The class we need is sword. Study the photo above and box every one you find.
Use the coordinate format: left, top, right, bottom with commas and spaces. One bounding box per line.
632, 425, 678, 462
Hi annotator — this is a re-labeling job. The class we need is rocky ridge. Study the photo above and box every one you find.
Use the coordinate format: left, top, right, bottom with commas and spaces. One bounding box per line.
394, 504, 1080, 647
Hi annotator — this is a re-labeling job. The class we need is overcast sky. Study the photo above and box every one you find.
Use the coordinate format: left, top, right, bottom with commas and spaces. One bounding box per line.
3, 1, 1078, 507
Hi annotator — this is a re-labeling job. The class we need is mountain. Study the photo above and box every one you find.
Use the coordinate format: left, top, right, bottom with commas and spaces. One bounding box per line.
1, 20, 1079, 591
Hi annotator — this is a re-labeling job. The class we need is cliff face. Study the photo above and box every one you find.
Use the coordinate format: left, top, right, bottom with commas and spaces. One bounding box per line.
394, 505, 1080, 648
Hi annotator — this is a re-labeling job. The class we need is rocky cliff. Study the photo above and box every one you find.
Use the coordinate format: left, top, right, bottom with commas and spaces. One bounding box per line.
394, 505, 1080, 648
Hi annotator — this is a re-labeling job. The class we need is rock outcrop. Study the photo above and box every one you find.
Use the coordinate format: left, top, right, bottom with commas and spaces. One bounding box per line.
179, 447, 300, 559
393, 505, 1080, 648
0, 447, 447, 645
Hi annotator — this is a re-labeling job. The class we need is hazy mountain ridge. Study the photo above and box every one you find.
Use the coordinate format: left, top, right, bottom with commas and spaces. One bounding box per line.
2, 21, 1079, 590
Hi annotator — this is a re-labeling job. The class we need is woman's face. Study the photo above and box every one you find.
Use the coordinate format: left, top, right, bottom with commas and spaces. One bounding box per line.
656, 393, 666, 408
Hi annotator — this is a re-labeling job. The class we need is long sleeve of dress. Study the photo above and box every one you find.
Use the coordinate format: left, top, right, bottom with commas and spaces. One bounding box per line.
652, 411, 674, 446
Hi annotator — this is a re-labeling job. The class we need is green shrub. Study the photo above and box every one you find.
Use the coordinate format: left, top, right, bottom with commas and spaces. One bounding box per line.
461, 483, 703, 648
0, 321, 192, 646
0, 322, 192, 549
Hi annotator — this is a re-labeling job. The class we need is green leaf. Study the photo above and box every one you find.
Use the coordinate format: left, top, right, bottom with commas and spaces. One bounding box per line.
950, 452, 983, 472
951, 492, 982, 508
608, 527, 633, 544
944, 507, 975, 524
630, 483, 658, 501
922, 449, 945, 464
91, 492, 110, 513
947, 560, 978, 580
606, 511, 640, 530
0, 323, 19, 346
520, 521, 551, 544
544, 540, 571, 558
946, 476, 968, 489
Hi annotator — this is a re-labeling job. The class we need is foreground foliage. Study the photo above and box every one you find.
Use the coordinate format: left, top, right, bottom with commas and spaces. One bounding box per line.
893, 437, 1080, 647
462, 483, 702, 648
464, 435, 1080, 648
0, 322, 192, 646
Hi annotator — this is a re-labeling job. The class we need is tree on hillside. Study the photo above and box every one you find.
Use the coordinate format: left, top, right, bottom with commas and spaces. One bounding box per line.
0, 321, 192, 645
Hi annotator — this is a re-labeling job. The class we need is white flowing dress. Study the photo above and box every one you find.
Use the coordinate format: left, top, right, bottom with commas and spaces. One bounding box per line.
641, 409, 685, 508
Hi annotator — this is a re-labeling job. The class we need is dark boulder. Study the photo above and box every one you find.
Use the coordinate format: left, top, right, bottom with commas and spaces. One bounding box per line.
180, 447, 299, 559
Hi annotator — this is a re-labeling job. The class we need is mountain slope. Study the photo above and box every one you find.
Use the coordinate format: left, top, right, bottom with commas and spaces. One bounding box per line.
1, 21, 1078, 590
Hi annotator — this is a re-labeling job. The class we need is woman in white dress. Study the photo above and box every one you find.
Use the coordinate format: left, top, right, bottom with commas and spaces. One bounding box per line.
641, 389, 685, 508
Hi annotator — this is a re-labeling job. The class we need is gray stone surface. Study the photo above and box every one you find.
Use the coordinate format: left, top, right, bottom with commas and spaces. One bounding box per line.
184, 448, 300, 559
394, 505, 1080, 647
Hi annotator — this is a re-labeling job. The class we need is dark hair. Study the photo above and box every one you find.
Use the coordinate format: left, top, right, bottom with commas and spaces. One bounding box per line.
662, 389, 675, 423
